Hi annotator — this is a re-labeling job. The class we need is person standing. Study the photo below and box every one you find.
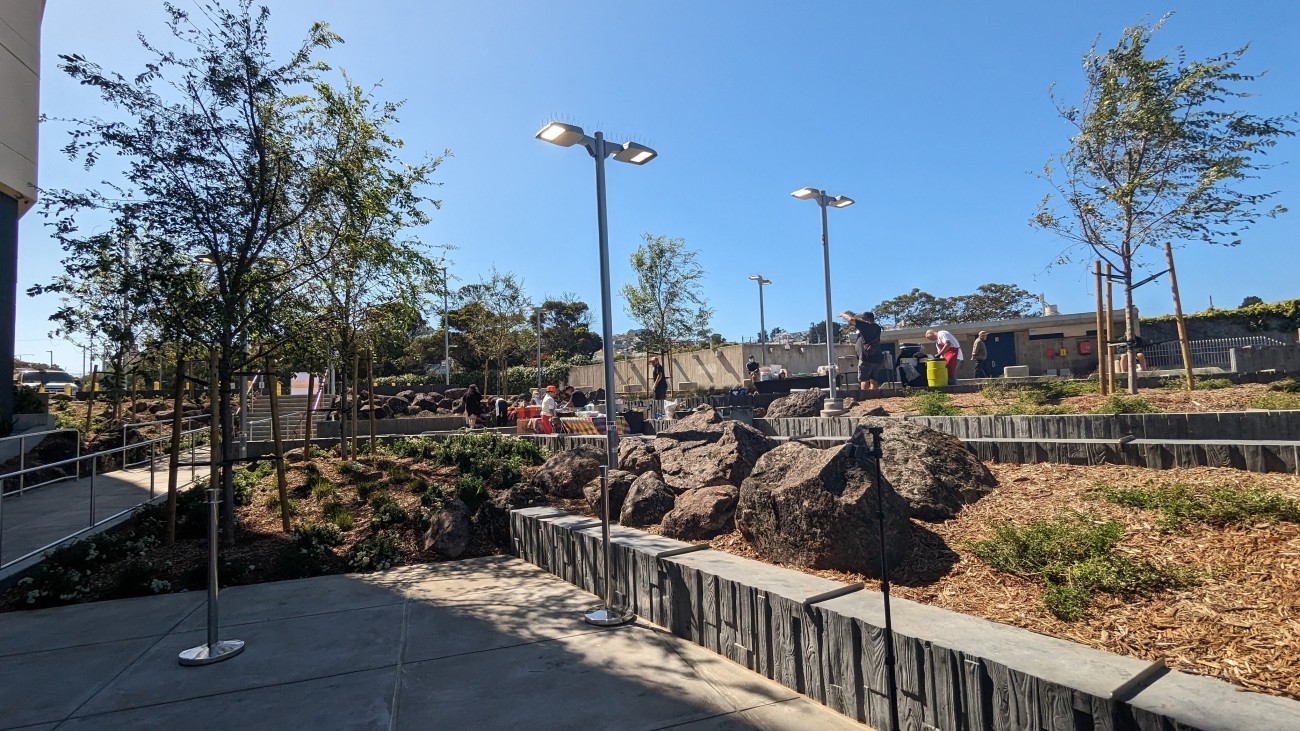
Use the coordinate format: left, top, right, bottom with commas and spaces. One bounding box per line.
539, 384, 559, 433
971, 331, 990, 378
924, 328, 963, 385
464, 383, 484, 426
745, 355, 761, 388
840, 311, 883, 391
650, 355, 668, 416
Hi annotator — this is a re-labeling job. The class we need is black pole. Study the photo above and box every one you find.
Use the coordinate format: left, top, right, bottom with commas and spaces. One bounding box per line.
0, 195, 17, 431
869, 425, 900, 731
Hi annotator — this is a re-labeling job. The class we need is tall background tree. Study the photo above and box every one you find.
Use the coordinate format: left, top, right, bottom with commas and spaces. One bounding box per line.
621, 233, 712, 358
869, 284, 1039, 328
1033, 15, 1295, 392
539, 295, 601, 363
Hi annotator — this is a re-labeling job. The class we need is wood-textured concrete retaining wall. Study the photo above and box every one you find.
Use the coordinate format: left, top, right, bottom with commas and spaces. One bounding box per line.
510, 507, 1300, 731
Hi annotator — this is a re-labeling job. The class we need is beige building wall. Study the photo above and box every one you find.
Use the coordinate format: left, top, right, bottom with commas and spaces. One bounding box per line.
567, 342, 857, 392
0, 0, 44, 214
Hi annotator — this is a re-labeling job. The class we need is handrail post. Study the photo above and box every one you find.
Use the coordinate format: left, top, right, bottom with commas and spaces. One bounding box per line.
19, 434, 25, 493
89, 457, 97, 528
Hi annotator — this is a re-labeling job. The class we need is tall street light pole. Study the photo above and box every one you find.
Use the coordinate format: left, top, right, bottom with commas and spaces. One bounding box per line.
440, 266, 450, 386
537, 121, 655, 628
748, 275, 770, 365
791, 187, 854, 417
533, 306, 544, 390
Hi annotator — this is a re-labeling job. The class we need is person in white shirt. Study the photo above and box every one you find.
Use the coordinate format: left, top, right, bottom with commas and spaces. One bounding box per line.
539, 384, 559, 434
924, 329, 963, 385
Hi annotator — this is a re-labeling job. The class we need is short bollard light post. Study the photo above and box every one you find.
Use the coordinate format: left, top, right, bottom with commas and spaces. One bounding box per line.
869, 425, 900, 731
584, 464, 634, 626
180, 360, 244, 666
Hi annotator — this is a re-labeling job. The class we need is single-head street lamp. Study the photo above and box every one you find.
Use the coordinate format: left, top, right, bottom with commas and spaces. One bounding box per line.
440, 266, 451, 386
747, 275, 771, 365
537, 121, 656, 628
791, 187, 854, 416
533, 306, 545, 390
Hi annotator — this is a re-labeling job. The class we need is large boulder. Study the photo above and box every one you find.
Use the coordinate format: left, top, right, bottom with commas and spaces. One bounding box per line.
660, 485, 738, 540
422, 499, 471, 558
617, 439, 661, 476
476, 482, 549, 549
762, 389, 824, 419
856, 416, 996, 520
412, 394, 441, 413
619, 472, 676, 527
444, 387, 468, 401
531, 445, 606, 498
653, 406, 774, 492
386, 394, 411, 414
736, 429, 912, 576
582, 469, 637, 517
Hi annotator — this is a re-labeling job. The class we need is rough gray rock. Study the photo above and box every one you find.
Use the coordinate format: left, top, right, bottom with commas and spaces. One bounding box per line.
763, 389, 824, 419
582, 469, 637, 518
423, 499, 471, 558
736, 429, 912, 576
653, 406, 775, 492
531, 445, 606, 498
476, 482, 549, 548
619, 472, 676, 527
856, 415, 996, 520
660, 485, 739, 540
444, 387, 468, 401
386, 394, 411, 414
617, 439, 661, 476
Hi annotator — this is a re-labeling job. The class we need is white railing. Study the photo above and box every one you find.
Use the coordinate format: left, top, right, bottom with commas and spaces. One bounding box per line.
1143, 336, 1288, 370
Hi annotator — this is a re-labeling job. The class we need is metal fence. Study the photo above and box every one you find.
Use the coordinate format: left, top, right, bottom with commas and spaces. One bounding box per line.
1142, 335, 1288, 370
0, 423, 208, 571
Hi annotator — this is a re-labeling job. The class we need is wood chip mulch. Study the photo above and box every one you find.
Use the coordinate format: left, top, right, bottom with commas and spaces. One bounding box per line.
698, 463, 1300, 701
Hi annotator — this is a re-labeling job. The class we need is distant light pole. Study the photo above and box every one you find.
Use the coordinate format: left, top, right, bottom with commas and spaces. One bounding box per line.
46, 350, 54, 367
537, 121, 656, 628
440, 266, 451, 385
533, 306, 545, 390
791, 187, 854, 416
748, 275, 771, 365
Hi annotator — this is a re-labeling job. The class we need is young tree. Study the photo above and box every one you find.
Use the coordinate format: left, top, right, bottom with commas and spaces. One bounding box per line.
1033, 16, 1295, 392
38, 1, 416, 540
621, 233, 712, 357
870, 288, 950, 328
456, 269, 530, 393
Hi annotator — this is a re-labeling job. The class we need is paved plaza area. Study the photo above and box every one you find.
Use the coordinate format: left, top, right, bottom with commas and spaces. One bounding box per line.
0, 555, 867, 730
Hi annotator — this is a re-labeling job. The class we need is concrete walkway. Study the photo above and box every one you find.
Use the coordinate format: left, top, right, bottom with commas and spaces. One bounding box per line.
0, 555, 868, 730
1, 450, 208, 580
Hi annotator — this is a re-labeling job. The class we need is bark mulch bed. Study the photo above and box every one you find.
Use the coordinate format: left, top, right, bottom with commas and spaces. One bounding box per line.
695, 463, 1300, 701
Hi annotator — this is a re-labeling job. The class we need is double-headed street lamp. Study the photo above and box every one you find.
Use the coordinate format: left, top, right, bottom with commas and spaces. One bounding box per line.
536, 121, 656, 628
747, 274, 771, 365
791, 187, 853, 416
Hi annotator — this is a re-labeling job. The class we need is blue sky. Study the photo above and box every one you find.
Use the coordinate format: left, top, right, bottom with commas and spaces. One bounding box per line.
18, 1, 1300, 373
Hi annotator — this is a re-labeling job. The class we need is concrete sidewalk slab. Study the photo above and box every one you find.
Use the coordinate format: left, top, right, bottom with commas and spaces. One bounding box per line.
0, 556, 867, 730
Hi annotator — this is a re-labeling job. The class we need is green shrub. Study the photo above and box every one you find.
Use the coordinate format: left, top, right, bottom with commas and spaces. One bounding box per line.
264, 493, 299, 515
277, 523, 342, 579
455, 474, 488, 511
1090, 395, 1161, 414
1269, 377, 1300, 393
113, 559, 172, 599
428, 431, 542, 487
369, 495, 409, 529
1102, 482, 1300, 530
309, 474, 335, 500
910, 390, 959, 416
346, 531, 401, 571
353, 477, 380, 501
1159, 376, 1235, 390
966, 509, 1194, 621
1252, 392, 1300, 410
321, 499, 355, 531
386, 437, 434, 459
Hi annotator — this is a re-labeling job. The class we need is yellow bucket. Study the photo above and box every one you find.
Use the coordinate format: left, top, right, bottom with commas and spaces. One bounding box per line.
926, 359, 949, 388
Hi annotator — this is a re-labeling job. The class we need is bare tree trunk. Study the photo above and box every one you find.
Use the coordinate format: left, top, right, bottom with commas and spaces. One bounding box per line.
85, 366, 99, 435
1123, 262, 1139, 395
350, 350, 360, 462
267, 357, 290, 533
302, 371, 315, 457
166, 349, 185, 545
367, 349, 377, 461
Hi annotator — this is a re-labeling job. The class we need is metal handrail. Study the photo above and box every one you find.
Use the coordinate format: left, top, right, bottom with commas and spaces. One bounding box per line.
0, 428, 82, 494
0, 424, 209, 571
121, 413, 211, 468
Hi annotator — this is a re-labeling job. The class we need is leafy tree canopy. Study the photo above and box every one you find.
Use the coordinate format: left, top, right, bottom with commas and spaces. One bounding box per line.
620, 233, 713, 355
